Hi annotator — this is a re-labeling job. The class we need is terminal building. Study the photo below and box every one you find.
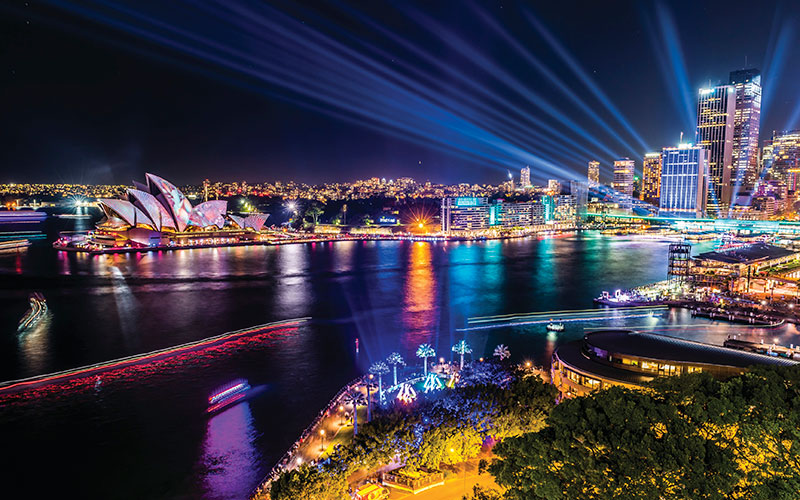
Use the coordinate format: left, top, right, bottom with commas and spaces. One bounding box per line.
689, 242, 798, 292
552, 330, 797, 399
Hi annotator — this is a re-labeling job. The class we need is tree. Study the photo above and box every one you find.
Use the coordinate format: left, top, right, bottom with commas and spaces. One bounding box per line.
490, 384, 739, 500
369, 361, 389, 401
493, 344, 510, 362
463, 485, 503, 500
387, 352, 405, 386
452, 340, 472, 370
304, 203, 324, 226
488, 368, 800, 500
416, 343, 436, 375
269, 464, 347, 500
343, 390, 366, 436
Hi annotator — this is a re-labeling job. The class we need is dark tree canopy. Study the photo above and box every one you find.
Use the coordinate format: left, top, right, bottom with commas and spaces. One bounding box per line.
489, 367, 800, 500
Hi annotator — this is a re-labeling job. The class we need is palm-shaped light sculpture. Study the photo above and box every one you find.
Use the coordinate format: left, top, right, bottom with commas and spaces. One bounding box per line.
493, 344, 511, 362
369, 361, 389, 401
452, 340, 472, 370
343, 389, 367, 436
386, 352, 405, 386
416, 343, 436, 376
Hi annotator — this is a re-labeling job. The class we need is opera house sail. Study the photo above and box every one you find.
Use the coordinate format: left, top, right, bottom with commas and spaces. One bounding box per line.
56, 173, 269, 252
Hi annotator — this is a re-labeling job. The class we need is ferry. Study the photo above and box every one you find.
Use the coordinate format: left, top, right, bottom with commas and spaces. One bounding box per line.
18, 292, 47, 332
0, 239, 31, 252
207, 379, 251, 414
546, 322, 565, 332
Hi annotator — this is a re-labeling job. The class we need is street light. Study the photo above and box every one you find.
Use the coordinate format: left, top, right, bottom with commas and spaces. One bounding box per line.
319, 429, 326, 453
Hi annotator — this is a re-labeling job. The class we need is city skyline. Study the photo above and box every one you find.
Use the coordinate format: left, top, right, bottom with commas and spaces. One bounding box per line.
2, 0, 800, 185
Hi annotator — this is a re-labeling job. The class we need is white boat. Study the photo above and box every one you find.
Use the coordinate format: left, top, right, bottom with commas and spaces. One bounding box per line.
546, 322, 565, 332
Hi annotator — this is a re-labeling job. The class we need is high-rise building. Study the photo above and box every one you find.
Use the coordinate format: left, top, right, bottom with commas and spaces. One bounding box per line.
441, 197, 491, 232
612, 158, 635, 208
520, 166, 531, 189
730, 69, 762, 194
569, 180, 588, 222
659, 144, 709, 218
765, 130, 800, 191
642, 153, 662, 205
696, 85, 736, 216
587, 161, 600, 187
547, 179, 561, 194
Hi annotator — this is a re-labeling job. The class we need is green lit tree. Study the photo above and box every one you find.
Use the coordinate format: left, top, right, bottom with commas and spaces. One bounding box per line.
369, 361, 389, 401
452, 340, 472, 370
416, 343, 436, 375
386, 352, 405, 386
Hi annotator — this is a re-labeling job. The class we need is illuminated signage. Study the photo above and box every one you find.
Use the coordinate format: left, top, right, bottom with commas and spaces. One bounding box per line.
377, 215, 399, 225
455, 197, 481, 207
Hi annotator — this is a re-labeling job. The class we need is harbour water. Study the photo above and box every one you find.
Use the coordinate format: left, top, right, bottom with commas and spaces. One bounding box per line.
1, 218, 798, 499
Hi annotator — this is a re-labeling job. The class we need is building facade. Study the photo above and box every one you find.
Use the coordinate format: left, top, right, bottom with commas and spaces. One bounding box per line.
765, 130, 800, 191
730, 69, 762, 193
696, 85, 736, 215
612, 158, 635, 209
551, 330, 796, 399
659, 145, 709, 218
520, 166, 531, 189
587, 160, 600, 187
641, 152, 663, 205
569, 180, 588, 221
440, 197, 491, 232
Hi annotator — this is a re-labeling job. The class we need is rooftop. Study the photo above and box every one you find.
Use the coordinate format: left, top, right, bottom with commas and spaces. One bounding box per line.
695, 243, 795, 265
584, 330, 798, 368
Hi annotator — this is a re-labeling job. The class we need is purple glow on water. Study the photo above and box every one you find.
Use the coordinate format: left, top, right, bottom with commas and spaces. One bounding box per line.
201, 402, 262, 500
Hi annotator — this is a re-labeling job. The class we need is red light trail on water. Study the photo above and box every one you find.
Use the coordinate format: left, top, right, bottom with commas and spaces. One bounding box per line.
0, 318, 309, 399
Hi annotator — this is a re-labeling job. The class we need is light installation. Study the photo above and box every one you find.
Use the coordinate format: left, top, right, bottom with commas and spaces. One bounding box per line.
396, 383, 417, 404
423, 373, 444, 393
40, 0, 647, 179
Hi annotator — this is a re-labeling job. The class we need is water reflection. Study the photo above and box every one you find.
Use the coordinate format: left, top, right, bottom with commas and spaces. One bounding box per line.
18, 310, 53, 375
402, 242, 437, 350
201, 402, 261, 500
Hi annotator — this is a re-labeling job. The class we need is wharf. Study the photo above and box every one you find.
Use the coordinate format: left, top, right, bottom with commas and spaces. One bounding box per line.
723, 338, 799, 360
688, 306, 785, 327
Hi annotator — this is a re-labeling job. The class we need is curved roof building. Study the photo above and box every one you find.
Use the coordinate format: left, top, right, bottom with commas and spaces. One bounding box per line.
552, 330, 796, 399
97, 173, 268, 235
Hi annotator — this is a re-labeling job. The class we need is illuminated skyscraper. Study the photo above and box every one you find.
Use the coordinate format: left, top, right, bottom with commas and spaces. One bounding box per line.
547, 179, 561, 194
659, 144, 709, 218
730, 69, 762, 194
642, 152, 662, 205
765, 130, 800, 191
696, 85, 735, 216
587, 160, 600, 187
520, 166, 531, 188
612, 158, 635, 208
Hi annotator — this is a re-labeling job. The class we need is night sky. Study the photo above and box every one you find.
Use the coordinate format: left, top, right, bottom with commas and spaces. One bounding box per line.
2, 0, 800, 185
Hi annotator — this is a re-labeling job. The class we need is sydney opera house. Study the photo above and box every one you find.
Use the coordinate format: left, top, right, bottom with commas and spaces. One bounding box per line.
57, 173, 269, 251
